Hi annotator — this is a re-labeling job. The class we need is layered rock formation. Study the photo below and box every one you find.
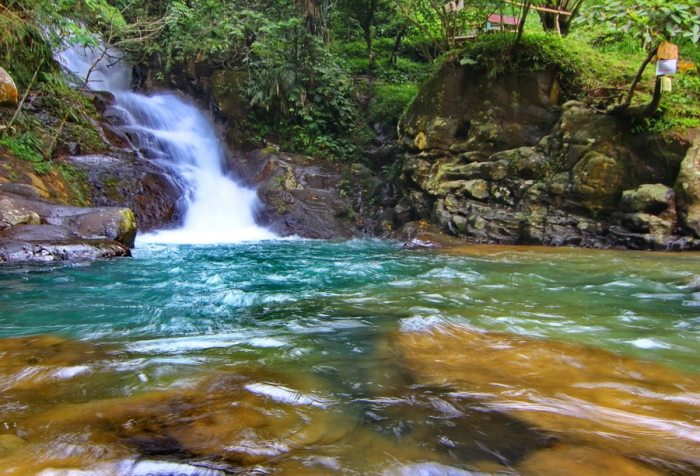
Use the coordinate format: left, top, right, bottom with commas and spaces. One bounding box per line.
397, 61, 700, 250
0, 185, 136, 262
231, 148, 395, 239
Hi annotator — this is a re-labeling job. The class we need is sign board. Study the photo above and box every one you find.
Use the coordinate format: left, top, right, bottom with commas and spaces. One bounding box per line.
658, 42, 679, 60
661, 76, 672, 93
656, 59, 677, 76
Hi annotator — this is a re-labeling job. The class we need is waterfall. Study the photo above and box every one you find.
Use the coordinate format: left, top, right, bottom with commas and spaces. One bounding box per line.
55, 45, 276, 244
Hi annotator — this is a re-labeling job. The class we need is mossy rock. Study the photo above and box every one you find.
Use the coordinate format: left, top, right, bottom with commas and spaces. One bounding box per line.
620, 184, 674, 215
675, 137, 700, 237
571, 151, 625, 213
399, 63, 559, 154
0, 67, 18, 106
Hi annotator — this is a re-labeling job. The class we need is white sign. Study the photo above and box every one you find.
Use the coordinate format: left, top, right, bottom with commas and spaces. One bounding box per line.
656, 59, 678, 76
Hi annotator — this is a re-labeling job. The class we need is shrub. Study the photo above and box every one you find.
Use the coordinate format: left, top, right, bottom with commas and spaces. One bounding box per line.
368, 82, 418, 130
244, 20, 370, 161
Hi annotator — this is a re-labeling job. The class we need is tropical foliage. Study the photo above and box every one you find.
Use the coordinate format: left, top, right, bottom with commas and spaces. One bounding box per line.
1, 0, 699, 167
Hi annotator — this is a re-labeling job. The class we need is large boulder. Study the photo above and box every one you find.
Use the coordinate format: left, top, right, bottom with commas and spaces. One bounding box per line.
0, 192, 137, 246
238, 149, 357, 239
230, 149, 398, 239
58, 207, 137, 247
550, 102, 685, 186
0, 67, 18, 106
399, 62, 560, 154
0, 189, 136, 263
398, 69, 698, 249
675, 137, 700, 237
620, 183, 676, 215
571, 151, 625, 213
68, 154, 181, 232
0, 195, 41, 228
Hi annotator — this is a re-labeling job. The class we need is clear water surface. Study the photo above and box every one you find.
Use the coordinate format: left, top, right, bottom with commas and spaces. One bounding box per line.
0, 241, 698, 475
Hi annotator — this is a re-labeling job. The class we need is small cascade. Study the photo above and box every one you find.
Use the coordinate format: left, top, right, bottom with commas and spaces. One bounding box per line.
55, 45, 276, 244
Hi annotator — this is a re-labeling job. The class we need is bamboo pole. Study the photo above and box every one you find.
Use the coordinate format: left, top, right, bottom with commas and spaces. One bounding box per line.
502, 0, 572, 16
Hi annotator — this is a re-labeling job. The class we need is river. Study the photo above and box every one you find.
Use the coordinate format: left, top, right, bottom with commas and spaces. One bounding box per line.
0, 241, 698, 474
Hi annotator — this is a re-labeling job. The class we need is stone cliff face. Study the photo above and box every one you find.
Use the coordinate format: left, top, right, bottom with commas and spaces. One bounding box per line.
397, 61, 699, 250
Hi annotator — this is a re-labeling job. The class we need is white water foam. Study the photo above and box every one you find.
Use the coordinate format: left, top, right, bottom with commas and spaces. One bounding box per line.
244, 382, 331, 408
55, 45, 276, 244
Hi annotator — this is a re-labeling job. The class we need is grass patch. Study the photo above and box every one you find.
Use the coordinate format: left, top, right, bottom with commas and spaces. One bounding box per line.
456, 33, 646, 96
368, 82, 419, 129
455, 32, 698, 136
0, 132, 53, 175
58, 163, 90, 205
634, 73, 700, 135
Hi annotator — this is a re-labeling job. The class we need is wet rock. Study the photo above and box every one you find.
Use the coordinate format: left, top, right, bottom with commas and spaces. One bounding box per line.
675, 138, 700, 237
394, 325, 700, 472
0, 239, 130, 263
0, 67, 18, 106
69, 154, 182, 232
393, 221, 465, 248
235, 149, 371, 239
518, 444, 660, 476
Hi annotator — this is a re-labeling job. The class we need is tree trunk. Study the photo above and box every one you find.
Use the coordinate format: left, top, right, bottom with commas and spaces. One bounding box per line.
364, 26, 375, 69
538, 12, 570, 35
390, 26, 407, 66
514, 1, 531, 44
614, 45, 658, 113
642, 75, 663, 117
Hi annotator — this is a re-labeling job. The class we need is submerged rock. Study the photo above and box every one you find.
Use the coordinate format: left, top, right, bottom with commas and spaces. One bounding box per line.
518, 443, 660, 476
393, 220, 465, 248
393, 324, 700, 473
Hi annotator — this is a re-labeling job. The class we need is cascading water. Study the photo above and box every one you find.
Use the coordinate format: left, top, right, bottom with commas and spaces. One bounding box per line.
55, 45, 276, 244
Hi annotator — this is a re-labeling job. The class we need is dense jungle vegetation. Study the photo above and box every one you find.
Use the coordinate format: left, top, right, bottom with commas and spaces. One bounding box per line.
1, 0, 699, 169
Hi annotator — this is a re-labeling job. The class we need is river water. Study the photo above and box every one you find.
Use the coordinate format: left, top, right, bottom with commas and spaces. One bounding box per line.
0, 241, 698, 475
15, 41, 698, 476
